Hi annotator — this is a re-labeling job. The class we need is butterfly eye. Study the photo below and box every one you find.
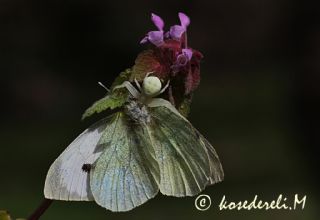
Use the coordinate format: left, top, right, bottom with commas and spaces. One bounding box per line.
142, 76, 162, 96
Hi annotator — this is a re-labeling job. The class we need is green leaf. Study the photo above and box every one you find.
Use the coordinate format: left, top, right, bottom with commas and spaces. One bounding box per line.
110, 68, 132, 89
82, 69, 133, 120
82, 89, 128, 120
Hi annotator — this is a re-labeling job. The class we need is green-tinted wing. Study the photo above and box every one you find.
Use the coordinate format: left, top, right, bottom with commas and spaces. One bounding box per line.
44, 116, 113, 201
90, 112, 159, 212
148, 106, 215, 196
195, 130, 224, 184
148, 98, 224, 186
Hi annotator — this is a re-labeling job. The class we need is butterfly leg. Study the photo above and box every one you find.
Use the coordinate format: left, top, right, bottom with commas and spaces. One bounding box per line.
98, 82, 110, 92
134, 78, 142, 92
113, 81, 141, 99
145, 71, 154, 77
158, 79, 170, 95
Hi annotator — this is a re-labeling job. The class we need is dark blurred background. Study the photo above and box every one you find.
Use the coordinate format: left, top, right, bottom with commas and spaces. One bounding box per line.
0, 0, 319, 219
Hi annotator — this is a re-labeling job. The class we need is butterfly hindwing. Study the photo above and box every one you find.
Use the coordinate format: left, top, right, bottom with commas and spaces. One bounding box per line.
195, 130, 224, 184
147, 105, 213, 196
44, 116, 113, 201
89, 112, 159, 212
148, 98, 224, 196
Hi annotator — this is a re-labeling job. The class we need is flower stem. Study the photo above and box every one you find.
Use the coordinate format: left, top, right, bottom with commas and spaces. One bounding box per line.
184, 32, 188, 48
27, 199, 53, 220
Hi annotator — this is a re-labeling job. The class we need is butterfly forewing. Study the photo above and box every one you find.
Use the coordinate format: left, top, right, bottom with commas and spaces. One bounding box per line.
90, 112, 159, 212
147, 105, 214, 196
44, 115, 114, 201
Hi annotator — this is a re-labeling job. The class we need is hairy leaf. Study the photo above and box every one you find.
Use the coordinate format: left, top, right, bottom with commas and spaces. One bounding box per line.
130, 50, 162, 81
110, 68, 132, 89
82, 69, 133, 120
82, 89, 128, 120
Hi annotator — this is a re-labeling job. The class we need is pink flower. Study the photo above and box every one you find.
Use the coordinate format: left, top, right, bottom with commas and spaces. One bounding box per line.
138, 12, 202, 99
140, 13, 165, 47
168, 12, 190, 40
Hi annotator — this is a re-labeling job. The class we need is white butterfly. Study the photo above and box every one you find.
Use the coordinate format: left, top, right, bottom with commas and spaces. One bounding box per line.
44, 74, 224, 212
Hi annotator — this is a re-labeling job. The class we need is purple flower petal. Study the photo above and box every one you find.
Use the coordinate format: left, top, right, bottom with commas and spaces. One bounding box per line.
148, 31, 164, 47
164, 31, 170, 38
176, 53, 189, 66
182, 48, 193, 60
151, 13, 164, 31
178, 12, 190, 28
140, 36, 148, 44
169, 25, 185, 40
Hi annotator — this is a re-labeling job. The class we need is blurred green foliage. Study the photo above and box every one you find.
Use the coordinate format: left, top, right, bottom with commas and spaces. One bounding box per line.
0, 211, 11, 220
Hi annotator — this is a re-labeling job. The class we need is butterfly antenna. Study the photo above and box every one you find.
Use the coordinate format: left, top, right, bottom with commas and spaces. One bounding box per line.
98, 82, 110, 92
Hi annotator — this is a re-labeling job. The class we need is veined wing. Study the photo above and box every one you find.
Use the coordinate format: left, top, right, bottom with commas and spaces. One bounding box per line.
44, 115, 114, 201
195, 130, 224, 184
147, 98, 223, 196
90, 112, 159, 212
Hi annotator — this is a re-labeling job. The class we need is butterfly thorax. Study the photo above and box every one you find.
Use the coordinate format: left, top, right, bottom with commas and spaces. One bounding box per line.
124, 99, 151, 124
